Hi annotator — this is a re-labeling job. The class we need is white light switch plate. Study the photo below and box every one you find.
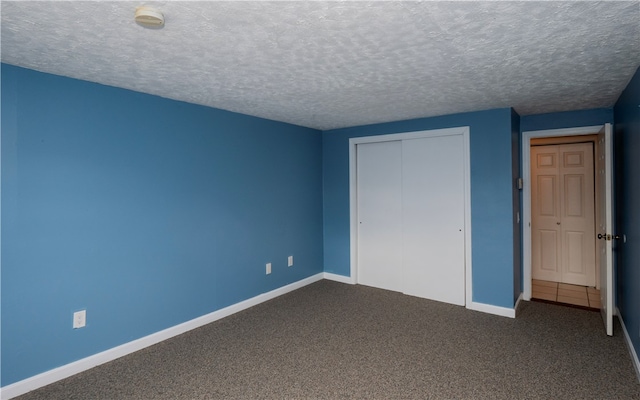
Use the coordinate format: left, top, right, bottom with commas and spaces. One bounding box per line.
266, 263, 272, 275
288, 256, 293, 267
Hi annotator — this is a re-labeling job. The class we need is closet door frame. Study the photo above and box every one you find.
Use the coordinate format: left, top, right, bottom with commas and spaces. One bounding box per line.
348, 126, 472, 306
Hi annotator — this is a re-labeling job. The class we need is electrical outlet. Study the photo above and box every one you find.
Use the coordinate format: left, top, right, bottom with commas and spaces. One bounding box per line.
73, 310, 86, 329
266, 263, 272, 275
288, 255, 294, 267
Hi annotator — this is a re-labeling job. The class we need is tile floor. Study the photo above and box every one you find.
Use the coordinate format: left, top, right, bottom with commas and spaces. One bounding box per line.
532, 279, 601, 309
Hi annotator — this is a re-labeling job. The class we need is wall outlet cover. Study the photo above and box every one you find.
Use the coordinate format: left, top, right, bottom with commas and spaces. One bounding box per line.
73, 310, 86, 329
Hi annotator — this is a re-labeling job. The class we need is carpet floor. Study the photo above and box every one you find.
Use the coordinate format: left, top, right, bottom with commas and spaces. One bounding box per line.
15, 280, 640, 399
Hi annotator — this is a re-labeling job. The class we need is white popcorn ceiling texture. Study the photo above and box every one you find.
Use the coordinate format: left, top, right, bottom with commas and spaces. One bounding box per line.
2, 1, 639, 130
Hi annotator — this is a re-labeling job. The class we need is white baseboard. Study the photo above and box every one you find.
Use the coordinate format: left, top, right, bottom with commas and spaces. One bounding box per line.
0, 273, 325, 400
324, 274, 518, 320
514, 293, 524, 317
616, 307, 640, 383
323, 272, 356, 284
467, 301, 516, 318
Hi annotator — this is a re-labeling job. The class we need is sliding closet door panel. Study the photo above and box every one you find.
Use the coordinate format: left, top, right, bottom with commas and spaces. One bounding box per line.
401, 135, 466, 305
356, 141, 403, 293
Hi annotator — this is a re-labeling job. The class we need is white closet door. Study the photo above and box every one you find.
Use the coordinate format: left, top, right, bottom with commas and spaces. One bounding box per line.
356, 141, 403, 293
402, 135, 466, 305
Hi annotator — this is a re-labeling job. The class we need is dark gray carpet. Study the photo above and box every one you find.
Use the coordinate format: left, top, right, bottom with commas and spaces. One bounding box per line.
16, 280, 640, 399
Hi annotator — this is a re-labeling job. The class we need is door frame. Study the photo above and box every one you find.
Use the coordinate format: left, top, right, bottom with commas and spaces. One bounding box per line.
348, 126, 472, 306
530, 141, 596, 287
522, 125, 608, 300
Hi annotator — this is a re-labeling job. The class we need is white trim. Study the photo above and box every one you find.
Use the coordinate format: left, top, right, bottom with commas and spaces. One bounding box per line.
617, 307, 640, 383
0, 273, 324, 400
602, 124, 614, 336
467, 301, 517, 318
323, 272, 356, 284
462, 129, 473, 306
521, 125, 605, 301
514, 293, 524, 317
348, 126, 472, 306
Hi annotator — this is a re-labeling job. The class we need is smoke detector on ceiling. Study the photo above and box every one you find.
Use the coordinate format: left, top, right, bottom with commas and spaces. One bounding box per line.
135, 6, 165, 29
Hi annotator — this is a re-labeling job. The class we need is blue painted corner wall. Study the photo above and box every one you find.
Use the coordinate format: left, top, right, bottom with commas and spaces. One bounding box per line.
614, 66, 640, 364
1, 64, 324, 386
322, 109, 518, 309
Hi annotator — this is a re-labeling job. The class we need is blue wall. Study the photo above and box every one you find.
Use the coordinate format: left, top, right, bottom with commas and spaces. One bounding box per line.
322, 109, 517, 308
520, 107, 615, 295
521, 108, 614, 132
613, 66, 640, 363
1, 64, 324, 386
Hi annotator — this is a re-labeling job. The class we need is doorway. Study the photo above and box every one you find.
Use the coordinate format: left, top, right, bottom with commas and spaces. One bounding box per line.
522, 124, 614, 335
530, 136, 597, 287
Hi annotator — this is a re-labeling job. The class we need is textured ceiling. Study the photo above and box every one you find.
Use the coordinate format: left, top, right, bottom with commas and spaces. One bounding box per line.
2, 1, 639, 130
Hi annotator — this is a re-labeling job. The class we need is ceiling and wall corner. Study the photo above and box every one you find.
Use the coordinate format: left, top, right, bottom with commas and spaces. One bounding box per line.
1, 1, 639, 131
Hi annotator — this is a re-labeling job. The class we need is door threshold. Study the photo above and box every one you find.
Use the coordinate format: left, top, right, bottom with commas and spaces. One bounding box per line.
530, 297, 600, 312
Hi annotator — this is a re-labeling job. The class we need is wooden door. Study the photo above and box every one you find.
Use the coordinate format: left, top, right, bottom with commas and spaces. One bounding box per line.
531, 142, 596, 286
531, 146, 562, 282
